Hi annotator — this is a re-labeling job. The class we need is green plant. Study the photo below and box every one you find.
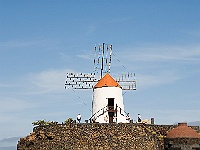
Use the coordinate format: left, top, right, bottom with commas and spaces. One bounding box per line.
32, 119, 51, 126
64, 118, 73, 124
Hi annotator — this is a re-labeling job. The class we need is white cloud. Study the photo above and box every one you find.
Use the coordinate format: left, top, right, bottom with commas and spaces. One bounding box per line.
26, 69, 74, 94
22, 68, 94, 96
137, 71, 182, 90
77, 54, 93, 60
110, 44, 200, 90
116, 44, 200, 63
58, 52, 71, 61
0, 97, 31, 113
0, 83, 14, 88
0, 38, 60, 52
0, 40, 38, 49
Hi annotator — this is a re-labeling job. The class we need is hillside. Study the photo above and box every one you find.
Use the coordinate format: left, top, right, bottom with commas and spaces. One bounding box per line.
188, 121, 200, 127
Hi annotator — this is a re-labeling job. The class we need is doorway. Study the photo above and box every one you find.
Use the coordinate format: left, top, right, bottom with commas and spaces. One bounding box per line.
108, 98, 114, 123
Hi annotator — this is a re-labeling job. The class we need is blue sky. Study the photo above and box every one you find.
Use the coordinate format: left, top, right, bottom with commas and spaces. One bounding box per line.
1, 0, 200, 148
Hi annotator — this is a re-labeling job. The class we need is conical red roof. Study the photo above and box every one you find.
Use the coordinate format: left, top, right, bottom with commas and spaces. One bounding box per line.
166, 123, 200, 138
94, 73, 121, 88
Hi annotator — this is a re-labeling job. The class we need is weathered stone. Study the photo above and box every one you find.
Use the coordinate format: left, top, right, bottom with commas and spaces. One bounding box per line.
17, 123, 199, 150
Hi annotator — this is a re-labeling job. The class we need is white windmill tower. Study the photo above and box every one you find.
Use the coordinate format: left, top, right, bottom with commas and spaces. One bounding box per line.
92, 73, 126, 123
65, 43, 136, 123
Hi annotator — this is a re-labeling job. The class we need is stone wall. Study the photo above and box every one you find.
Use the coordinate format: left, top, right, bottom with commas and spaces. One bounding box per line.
17, 123, 199, 150
164, 138, 200, 150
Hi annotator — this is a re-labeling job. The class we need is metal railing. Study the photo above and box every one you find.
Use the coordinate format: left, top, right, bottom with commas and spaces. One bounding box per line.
89, 104, 128, 123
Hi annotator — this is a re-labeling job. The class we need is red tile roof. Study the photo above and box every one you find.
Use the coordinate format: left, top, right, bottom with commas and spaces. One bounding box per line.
166, 123, 200, 138
94, 73, 121, 88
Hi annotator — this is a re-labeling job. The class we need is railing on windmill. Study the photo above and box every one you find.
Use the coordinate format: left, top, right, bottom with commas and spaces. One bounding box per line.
89, 104, 128, 123
119, 83, 136, 90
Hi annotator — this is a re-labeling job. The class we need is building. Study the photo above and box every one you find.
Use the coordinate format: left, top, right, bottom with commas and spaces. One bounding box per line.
164, 123, 200, 150
91, 73, 128, 123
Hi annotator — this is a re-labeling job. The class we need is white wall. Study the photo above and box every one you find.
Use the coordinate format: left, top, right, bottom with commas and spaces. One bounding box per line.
92, 87, 127, 123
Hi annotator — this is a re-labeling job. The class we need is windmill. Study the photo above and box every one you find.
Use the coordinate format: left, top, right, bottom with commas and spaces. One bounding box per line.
65, 43, 136, 123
